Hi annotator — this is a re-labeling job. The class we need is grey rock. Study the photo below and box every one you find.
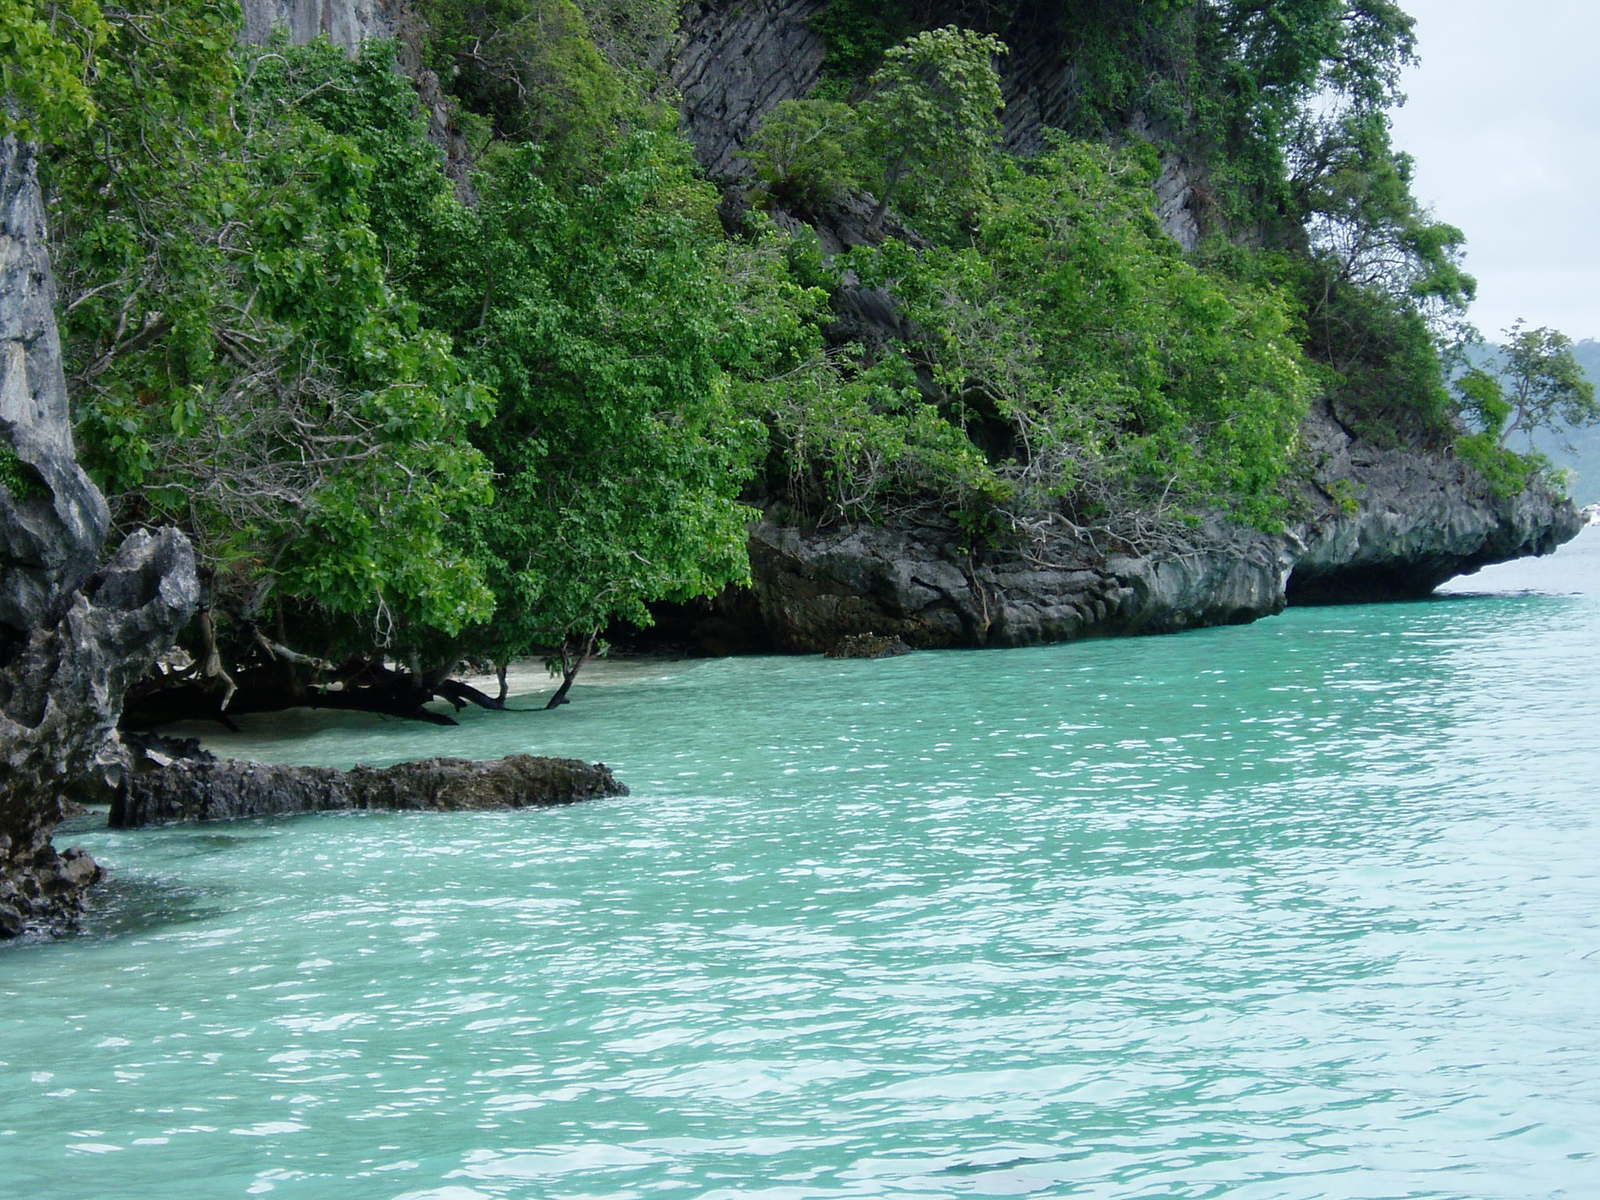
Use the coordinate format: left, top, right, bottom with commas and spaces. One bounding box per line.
1286, 399, 1582, 600
668, 399, 1580, 654
1, 136, 109, 652
725, 515, 1284, 652
112, 754, 628, 827
824, 632, 913, 659
241, 0, 392, 51
1, 137, 201, 940
673, 0, 829, 180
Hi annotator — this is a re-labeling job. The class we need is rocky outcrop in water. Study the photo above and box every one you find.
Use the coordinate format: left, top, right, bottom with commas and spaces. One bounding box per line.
1284, 400, 1582, 602
656, 1, 1578, 646
652, 396, 1582, 654
1, 135, 201, 939
112, 753, 628, 827
724, 516, 1278, 652
824, 633, 913, 659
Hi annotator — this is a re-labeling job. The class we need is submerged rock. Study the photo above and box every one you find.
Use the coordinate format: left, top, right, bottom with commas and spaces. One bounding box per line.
111, 754, 629, 828
824, 633, 914, 659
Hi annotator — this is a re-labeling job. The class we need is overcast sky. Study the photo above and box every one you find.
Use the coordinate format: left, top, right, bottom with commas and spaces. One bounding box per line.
1386, 0, 1600, 341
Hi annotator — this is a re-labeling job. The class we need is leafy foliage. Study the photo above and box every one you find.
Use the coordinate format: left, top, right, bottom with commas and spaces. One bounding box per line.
1453, 432, 1543, 501
44, 6, 796, 687
0, 0, 106, 140
759, 139, 1312, 542
859, 25, 1007, 235
1481, 323, 1599, 446
742, 99, 863, 210
410, 134, 764, 662
418, 0, 622, 157
416, 0, 675, 173
1450, 323, 1598, 499
0, 443, 45, 500
49, 20, 494, 642
1290, 110, 1471, 311
810, 0, 915, 95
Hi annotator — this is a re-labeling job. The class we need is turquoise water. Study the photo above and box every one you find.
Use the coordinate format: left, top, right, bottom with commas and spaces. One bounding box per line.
5, 533, 1600, 1199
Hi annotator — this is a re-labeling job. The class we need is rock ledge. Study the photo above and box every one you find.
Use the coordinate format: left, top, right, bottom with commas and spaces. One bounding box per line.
111, 754, 629, 828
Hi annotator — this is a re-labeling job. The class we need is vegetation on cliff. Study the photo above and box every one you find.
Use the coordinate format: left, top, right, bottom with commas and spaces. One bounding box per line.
2, 0, 1585, 717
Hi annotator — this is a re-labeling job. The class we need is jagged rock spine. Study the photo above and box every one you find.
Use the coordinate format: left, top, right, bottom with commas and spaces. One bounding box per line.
1, 135, 201, 939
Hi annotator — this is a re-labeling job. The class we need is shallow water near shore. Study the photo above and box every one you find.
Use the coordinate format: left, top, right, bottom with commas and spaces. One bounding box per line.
5, 532, 1599, 1199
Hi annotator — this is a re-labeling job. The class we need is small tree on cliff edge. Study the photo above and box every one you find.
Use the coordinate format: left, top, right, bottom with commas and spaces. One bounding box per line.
1459, 322, 1599, 450
861, 26, 1007, 236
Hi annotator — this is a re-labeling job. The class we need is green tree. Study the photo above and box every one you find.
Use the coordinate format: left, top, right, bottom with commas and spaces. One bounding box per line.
0, 0, 106, 140
437, 135, 762, 703
1451, 323, 1596, 500
418, 0, 630, 168
859, 25, 1007, 235
51, 21, 495, 667
1217, 0, 1415, 112
1290, 110, 1472, 313
743, 98, 862, 210
1483, 323, 1600, 447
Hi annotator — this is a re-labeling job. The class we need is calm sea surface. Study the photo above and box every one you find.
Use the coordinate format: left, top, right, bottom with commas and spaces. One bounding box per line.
5, 530, 1599, 1199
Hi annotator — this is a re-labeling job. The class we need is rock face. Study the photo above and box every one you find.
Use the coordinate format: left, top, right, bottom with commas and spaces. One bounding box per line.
112, 754, 628, 827
671, 0, 1206, 247
673, 0, 830, 180
655, 398, 1582, 654
1, 138, 110, 652
241, 0, 391, 48
673, 515, 1282, 653
1, 136, 201, 939
1285, 400, 1582, 602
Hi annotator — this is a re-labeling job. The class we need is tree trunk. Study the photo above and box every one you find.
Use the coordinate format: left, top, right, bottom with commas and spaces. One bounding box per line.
122, 656, 516, 728
545, 629, 597, 709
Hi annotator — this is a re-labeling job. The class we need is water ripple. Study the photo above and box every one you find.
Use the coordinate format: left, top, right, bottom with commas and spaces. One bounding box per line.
5, 534, 1600, 1197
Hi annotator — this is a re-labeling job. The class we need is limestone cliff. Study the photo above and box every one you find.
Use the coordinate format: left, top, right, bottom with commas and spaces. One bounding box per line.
232, 0, 1582, 659
655, 0, 1578, 650
243, 0, 474, 189
1, 136, 200, 939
